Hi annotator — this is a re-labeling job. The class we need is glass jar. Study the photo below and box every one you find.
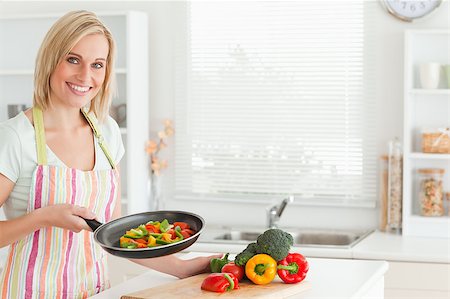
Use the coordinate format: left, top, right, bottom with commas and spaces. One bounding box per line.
445, 192, 450, 216
417, 168, 445, 217
387, 139, 402, 233
379, 155, 389, 232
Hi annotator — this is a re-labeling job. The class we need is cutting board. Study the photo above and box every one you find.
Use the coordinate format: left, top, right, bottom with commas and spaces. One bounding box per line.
121, 273, 311, 299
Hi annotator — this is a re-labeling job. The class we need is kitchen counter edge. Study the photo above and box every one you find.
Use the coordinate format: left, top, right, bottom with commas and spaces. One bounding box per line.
192, 230, 450, 264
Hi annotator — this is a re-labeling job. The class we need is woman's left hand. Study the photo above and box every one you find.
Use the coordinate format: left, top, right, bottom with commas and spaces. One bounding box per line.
177, 254, 223, 278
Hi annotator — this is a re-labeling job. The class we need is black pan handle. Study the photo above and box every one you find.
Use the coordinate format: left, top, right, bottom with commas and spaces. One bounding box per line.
84, 218, 103, 232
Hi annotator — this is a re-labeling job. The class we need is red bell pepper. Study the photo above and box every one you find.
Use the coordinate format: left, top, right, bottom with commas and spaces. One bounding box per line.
221, 262, 245, 282
277, 253, 309, 284
145, 224, 159, 233
180, 230, 191, 239
201, 273, 239, 293
173, 221, 190, 230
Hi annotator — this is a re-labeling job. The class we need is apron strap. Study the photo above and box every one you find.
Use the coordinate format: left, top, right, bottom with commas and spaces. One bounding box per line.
32, 107, 116, 169
32, 107, 48, 165
81, 108, 116, 169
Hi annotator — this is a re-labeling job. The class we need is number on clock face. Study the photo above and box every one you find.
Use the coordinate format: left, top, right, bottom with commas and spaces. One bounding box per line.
383, 0, 441, 21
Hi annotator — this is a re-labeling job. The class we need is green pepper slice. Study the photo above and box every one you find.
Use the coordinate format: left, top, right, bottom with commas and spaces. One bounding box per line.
160, 219, 170, 233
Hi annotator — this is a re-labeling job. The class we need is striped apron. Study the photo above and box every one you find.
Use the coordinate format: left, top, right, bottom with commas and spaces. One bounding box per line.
0, 107, 119, 299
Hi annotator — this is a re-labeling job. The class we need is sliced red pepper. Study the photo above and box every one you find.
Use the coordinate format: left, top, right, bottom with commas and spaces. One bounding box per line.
130, 238, 147, 248
167, 228, 177, 239
180, 230, 191, 239
221, 262, 244, 282
277, 253, 309, 284
174, 222, 190, 230
201, 273, 239, 293
182, 228, 195, 235
122, 238, 147, 248
145, 224, 160, 233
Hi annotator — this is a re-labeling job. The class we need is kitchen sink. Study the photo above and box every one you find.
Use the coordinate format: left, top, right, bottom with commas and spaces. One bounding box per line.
217, 231, 261, 242
294, 230, 366, 247
211, 228, 372, 248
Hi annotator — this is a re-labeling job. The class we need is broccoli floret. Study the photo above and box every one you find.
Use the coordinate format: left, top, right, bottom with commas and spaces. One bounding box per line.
256, 228, 293, 261
234, 229, 294, 266
234, 242, 258, 266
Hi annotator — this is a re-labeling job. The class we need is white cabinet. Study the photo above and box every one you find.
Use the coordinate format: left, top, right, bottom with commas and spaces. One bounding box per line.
0, 11, 149, 215
385, 261, 450, 299
403, 30, 450, 238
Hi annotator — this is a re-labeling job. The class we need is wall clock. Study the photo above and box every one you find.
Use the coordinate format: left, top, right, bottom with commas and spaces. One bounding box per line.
380, 0, 442, 22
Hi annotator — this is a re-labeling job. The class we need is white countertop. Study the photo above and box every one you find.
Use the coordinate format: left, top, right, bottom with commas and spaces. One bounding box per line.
191, 230, 450, 264
352, 231, 450, 263
0, 230, 447, 280
90, 252, 388, 299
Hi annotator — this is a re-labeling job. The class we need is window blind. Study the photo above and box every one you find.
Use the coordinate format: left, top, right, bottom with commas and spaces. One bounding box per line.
174, 1, 376, 206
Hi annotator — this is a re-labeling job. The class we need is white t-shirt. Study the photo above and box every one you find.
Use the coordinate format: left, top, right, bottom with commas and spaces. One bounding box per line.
0, 111, 125, 219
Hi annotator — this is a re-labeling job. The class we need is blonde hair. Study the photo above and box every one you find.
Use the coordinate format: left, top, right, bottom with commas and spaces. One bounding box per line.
33, 10, 116, 122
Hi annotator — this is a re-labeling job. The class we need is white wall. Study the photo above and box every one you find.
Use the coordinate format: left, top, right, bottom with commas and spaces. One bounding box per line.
0, 1, 449, 231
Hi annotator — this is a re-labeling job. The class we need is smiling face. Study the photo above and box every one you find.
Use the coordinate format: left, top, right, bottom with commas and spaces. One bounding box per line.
49, 33, 109, 109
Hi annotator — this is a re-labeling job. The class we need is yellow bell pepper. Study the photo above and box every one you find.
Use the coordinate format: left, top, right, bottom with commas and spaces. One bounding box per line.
147, 235, 156, 247
245, 254, 277, 285
161, 233, 173, 242
119, 237, 131, 247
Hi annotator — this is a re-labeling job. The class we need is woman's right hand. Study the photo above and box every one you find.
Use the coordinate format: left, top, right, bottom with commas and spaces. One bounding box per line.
37, 204, 96, 233
0, 203, 96, 248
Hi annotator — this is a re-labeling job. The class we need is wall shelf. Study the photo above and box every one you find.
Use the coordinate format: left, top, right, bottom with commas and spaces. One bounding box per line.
409, 89, 450, 95
409, 152, 450, 160
402, 29, 450, 238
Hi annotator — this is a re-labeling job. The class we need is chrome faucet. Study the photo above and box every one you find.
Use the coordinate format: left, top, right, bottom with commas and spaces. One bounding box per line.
267, 196, 294, 229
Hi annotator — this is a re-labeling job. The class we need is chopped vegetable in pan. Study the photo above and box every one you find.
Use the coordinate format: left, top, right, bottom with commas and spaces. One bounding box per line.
119, 220, 195, 249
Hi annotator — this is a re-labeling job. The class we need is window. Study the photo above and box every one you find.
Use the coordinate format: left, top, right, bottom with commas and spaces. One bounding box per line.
174, 1, 376, 207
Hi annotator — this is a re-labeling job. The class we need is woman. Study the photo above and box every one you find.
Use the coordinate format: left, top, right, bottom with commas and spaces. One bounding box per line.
0, 10, 217, 298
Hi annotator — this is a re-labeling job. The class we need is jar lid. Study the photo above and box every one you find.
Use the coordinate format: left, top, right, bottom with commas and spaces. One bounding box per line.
417, 168, 445, 174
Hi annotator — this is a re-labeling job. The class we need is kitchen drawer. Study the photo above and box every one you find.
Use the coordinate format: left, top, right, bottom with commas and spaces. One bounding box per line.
385, 262, 450, 292
386, 289, 449, 299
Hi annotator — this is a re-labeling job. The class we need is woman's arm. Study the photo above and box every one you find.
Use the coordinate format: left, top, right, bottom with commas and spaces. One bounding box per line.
130, 254, 222, 279
0, 173, 96, 248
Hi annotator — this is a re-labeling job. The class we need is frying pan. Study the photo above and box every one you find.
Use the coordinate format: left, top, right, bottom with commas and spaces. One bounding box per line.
84, 210, 204, 259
